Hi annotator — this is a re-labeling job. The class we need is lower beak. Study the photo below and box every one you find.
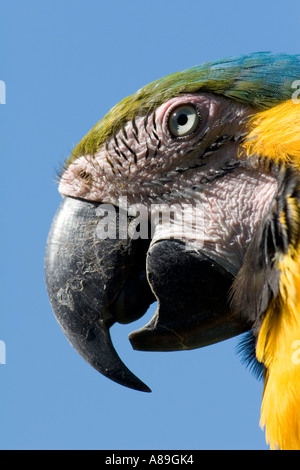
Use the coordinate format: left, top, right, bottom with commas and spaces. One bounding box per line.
129, 239, 249, 351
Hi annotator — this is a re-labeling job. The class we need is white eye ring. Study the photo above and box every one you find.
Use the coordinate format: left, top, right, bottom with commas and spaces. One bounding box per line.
168, 104, 200, 138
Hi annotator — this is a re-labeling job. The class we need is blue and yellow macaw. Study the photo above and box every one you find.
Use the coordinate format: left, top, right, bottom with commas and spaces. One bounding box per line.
45, 52, 300, 449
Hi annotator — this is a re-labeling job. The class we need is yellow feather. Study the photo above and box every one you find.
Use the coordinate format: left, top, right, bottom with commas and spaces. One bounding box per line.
242, 100, 300, 167
243, 99, 300, 449
256, 248, 300, 450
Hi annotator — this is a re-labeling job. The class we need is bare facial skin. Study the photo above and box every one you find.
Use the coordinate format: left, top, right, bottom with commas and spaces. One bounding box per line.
59, 93, 278, 274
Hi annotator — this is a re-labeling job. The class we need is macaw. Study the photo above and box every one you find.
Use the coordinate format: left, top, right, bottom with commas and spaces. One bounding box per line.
45, 52, 300, 450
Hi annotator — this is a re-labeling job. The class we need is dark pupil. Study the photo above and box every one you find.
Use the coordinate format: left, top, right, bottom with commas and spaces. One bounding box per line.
177, 113, 188, 126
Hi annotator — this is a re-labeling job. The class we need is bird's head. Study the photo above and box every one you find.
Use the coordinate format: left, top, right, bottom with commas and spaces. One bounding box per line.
45, 52, 300, 449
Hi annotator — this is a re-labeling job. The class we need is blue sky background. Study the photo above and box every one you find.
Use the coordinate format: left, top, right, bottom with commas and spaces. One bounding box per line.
1, 0, 299, 450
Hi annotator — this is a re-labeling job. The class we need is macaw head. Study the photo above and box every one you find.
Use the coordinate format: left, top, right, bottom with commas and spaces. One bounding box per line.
45, 52, 300, 449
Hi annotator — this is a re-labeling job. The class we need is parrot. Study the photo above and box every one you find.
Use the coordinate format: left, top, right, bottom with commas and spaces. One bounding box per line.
45, 52, 300, 450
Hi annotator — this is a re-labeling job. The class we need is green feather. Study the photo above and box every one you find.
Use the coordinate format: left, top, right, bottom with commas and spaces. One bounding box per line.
67, 52, 300, 165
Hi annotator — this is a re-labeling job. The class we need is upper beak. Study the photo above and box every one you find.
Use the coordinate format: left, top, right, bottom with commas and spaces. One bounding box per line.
45, 197, 250, 391
45, 196, 154, 392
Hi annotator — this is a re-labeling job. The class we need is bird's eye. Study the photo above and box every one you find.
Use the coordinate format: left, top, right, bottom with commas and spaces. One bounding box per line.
168, 105, 200, 138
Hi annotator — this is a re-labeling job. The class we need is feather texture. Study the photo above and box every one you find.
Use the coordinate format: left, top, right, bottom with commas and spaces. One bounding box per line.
242, 100, 300, 167
243, 97, 300, 449
256, 247, 300, 450
67, 52, 300, 165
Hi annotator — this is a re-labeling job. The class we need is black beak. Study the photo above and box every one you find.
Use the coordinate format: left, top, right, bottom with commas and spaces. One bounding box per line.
45, 197, 154, 392
129, 239, 249, 351
45, 197, 250, 391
